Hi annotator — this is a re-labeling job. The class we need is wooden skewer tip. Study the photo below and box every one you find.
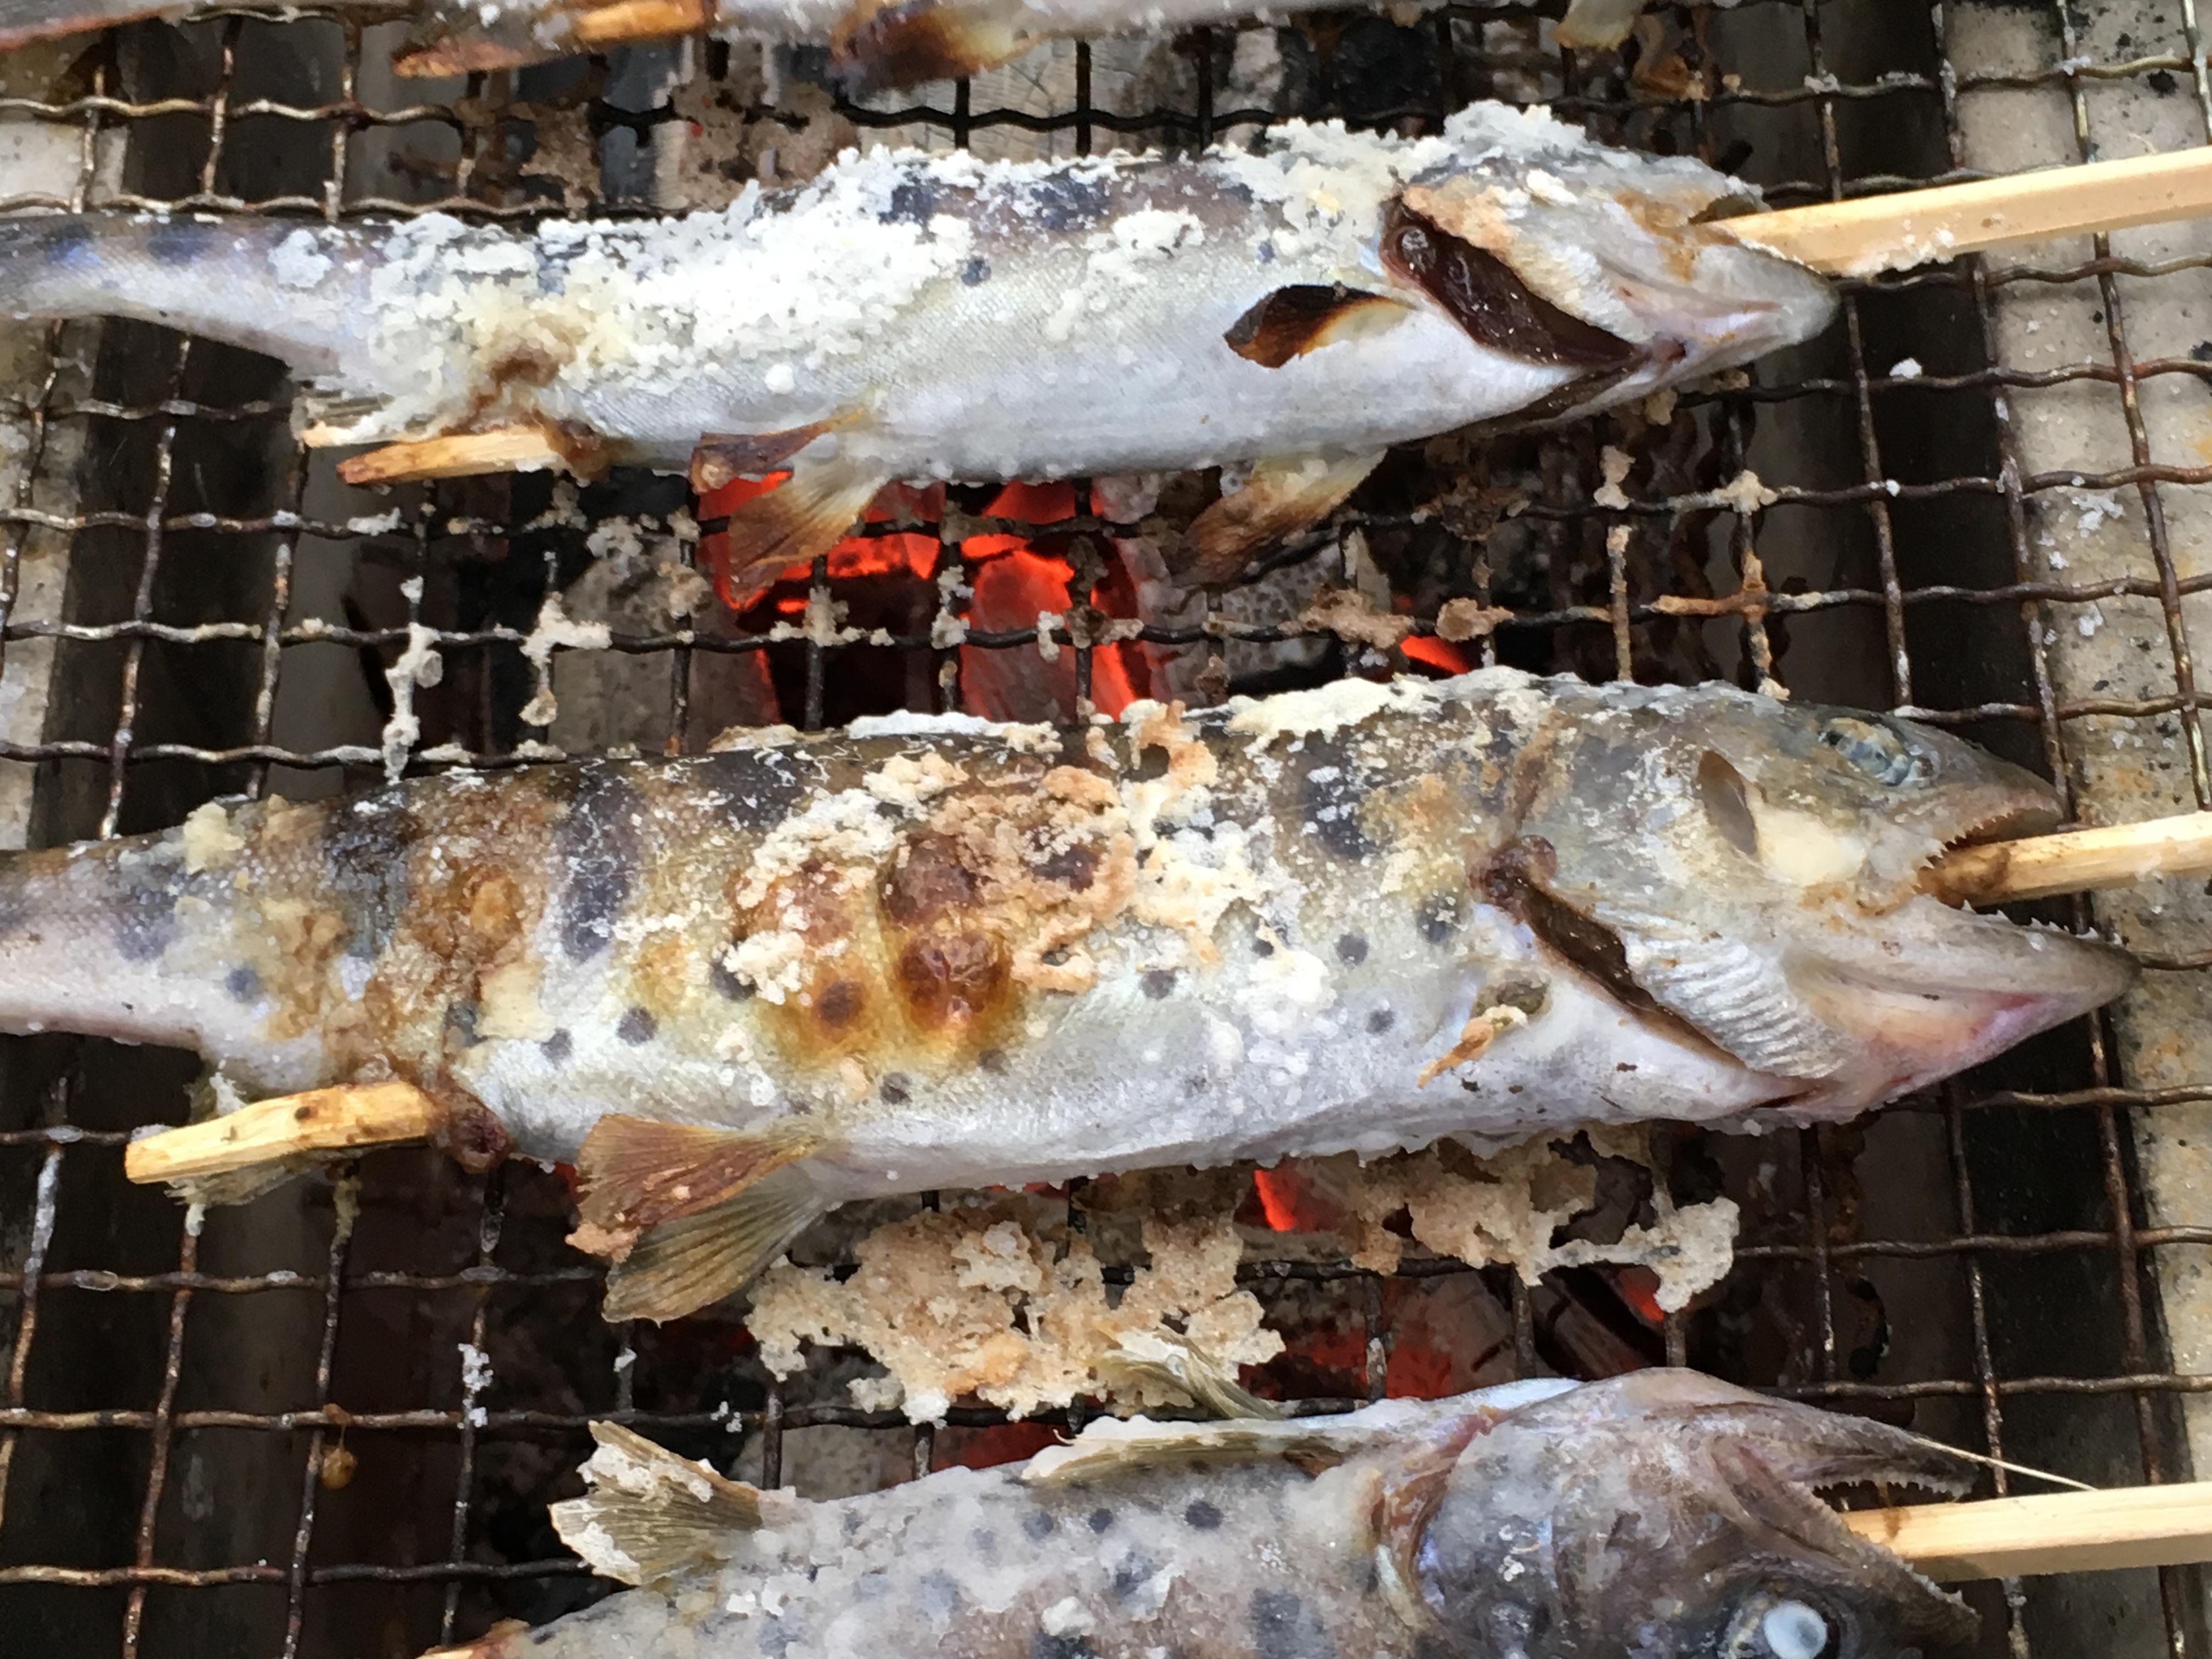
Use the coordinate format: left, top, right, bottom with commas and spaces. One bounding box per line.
123, 1080, 445, 1183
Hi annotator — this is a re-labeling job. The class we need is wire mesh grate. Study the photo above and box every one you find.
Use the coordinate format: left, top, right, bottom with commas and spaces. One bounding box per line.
1, 0, 2210, 1655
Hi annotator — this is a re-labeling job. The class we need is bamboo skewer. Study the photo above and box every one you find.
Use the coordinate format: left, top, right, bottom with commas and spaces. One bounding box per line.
122, 1080, 444, 1183
1844, 1481, 2212, 1581
1922, 810, 2212, 906
1717, 146, 2212, 278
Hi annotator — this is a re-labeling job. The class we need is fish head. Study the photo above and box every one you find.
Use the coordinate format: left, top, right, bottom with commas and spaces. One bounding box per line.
1495, 682, 2135, 1116
1379, 106, 1837, 417
1415, 1369, 1977, 1658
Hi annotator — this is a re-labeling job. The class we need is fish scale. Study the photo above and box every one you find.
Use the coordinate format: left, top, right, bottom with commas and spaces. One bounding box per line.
0, 668, 2132, 1323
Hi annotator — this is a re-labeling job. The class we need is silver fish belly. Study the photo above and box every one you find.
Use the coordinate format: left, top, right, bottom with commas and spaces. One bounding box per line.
0, 669, 2132, 1319
437, 1370, 1977, 1659
0, 105, 1832, 596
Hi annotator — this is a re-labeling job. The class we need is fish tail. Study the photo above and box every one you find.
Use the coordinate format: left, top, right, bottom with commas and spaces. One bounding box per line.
0, 214, 376, 379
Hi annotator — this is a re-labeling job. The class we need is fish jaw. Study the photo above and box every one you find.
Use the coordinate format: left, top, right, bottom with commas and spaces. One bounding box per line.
1415, 1370, 1976, 1658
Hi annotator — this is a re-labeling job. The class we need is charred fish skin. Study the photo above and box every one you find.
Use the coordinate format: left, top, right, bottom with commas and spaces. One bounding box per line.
0, 670, 2132, 1319
452, 1370, 1974, 1659
0, 106, 1832, 594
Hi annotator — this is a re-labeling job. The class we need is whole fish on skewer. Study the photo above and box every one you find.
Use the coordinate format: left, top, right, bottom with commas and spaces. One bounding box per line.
0, 104, 1832, 602
0, 669, 2130, 1322
0, 0, 1729, 94
422, 1369, 1978, 1659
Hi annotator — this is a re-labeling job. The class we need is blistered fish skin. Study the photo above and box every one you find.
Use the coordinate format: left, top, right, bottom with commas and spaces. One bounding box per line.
0, 106, 1830, 593
0, 669, 2131, 1317
456, 1370, 1976, 1659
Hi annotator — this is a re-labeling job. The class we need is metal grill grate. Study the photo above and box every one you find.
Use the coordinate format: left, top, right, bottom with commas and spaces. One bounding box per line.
1, 1, 2210, 1655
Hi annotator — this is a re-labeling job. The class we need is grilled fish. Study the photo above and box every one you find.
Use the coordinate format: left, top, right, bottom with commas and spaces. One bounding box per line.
431, 1369, 1977, 1659
0, 670, 2131, 1322
0, 105, 1832, 599
0, 0, 1710, 91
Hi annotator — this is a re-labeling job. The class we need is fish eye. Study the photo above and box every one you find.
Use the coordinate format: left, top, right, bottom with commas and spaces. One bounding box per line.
1759, 1599, 1833, 1659
1819, 717, 1926, 788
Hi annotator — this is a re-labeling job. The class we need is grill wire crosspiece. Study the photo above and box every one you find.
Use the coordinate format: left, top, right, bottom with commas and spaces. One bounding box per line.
2, 0, 2211, 1655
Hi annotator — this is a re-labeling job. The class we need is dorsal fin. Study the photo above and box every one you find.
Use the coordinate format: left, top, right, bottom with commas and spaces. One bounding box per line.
550, 1421, 767, 1587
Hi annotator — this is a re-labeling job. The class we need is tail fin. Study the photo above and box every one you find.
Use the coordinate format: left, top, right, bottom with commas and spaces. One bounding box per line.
0, 213, 379, 379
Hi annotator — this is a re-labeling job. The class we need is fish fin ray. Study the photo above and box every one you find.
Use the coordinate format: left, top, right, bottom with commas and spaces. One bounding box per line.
572, 1114, 821, 1243
1223, 285, 1411, 370
597, 1162, 825, 1324
1022, 1420, 1356, 1488
1605, 910, 1852, 1077
550, 1421, 765, 1585
704, 450, 887, 608
1092, 1330, 1285, 1421
830, 0, 1030, 92
1181, 450, 1385, 586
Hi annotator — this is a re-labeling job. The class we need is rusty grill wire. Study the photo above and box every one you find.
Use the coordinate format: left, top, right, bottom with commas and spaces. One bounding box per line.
0, 0, 2209, 1655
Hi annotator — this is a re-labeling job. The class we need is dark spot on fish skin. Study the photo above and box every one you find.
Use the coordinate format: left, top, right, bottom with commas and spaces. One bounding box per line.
1367, 1008, 1394, 1034
1257, 240, 1277, 262
1027, 173, 1111, 230
918, 1568, 961, 1622
322, 791, 411, 964
710, 951, 753, 1000
979, 1047, 1008, 1074
112, 878, 178, 964
145, 216, 213, 266
704, 748, 816, 832
970, 1526, 998, 1560
541, 1029, 573, 1064
758, 1620, 795, 1658
1088, 1508, 1114, 1533
1184, 1499, 1222, 1530
961, 256, 990, 286
1184, 1072, 1209, 1096
1034, 843, 1097, 889
1141, 969, 1177, 1000
1416, 893, 1462, 944
854, 1570, 891, 1600
1023, 1509, 1055, 1541
1300, 749, 1376, 859
224, 965, 261, 1002
880, 1073, 910, 1103
1113, 1551, 1165, 1602
1033, 1636, 1102, 1659
1251, 1588, 1337, 1659
446, 1001, 482, 1046
1252, 933, 1274, 957
815, 978, 865, 1028
1335, 933, 1369, 964
884, 176, 937, 223
556, 766, 641, 962
32, 217, 96, 268
617, 1006, 657, 1045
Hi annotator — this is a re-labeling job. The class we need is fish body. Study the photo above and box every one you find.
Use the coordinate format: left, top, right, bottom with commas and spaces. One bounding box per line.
0, 669, 2131, 1317
0, 106, 1832, 593
452, 1369, 1977, 1659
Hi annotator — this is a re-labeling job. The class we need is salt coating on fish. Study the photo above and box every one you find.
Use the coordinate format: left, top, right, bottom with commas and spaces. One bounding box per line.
0, 104, 1832, 599
438, 1370, 1979, 1659
0, 669, 2132, 1324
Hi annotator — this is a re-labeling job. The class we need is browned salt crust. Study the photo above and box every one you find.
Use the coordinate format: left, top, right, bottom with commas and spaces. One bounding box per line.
744, 1135, 1736, 1423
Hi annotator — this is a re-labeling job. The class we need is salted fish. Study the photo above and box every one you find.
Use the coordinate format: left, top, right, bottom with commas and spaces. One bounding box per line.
0, 104, 1832, 599
430, 1369, 1978, 1659
0, 0, 1730, 92
0, 669, 2131, 1321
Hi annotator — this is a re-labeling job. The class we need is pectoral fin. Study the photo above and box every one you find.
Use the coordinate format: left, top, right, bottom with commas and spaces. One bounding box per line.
1223, 285, 1412, 369
549, 1421, 766, 1585
698, 443, 887, 609
830, 0, 1032, 93
1181, 450, 1385, 586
